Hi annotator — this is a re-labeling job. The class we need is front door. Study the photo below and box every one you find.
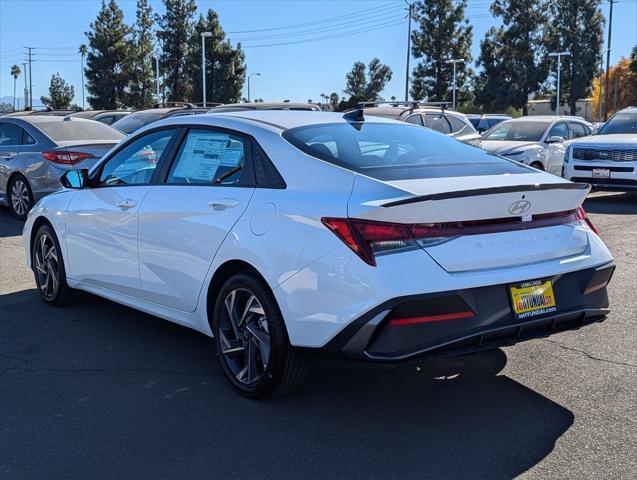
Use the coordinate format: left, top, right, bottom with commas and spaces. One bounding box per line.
65, 128, 177, 296
137, 128, 255, 312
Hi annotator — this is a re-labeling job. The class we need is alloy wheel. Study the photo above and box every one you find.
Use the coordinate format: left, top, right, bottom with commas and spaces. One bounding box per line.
219, 288, 271, 386
11, 178, 30, 216
34, 233, 60, 299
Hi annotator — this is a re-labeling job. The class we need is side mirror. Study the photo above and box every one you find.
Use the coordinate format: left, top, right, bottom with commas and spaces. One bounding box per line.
60, 169, 89, 189
545, 136, 565, 144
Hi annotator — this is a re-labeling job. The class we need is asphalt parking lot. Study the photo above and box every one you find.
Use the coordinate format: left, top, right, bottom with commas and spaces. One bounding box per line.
0, 191, 635, 480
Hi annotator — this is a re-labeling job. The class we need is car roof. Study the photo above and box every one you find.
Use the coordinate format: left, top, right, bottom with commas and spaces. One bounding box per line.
504, 115, 588, 123
618, 106, 637, 113
211, 102, 321, 112
155, 110, 401, 131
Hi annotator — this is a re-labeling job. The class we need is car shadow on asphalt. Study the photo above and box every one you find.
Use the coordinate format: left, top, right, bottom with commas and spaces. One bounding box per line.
0, 289, 574, 480
584, 191, 637, 215
0, 207, 24, 238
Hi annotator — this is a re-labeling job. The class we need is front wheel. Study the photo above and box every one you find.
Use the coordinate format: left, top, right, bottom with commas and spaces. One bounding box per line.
32, 224, 75, 306
212, 272, 307, 398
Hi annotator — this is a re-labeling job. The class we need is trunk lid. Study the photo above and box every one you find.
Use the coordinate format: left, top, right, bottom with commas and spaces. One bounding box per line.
348, 173, 591, 272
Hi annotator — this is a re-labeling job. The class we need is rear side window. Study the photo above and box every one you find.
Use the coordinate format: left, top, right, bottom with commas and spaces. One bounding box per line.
37, 120, 124, 142
167, 129, 249, 186
282, 123, 531, 180
569, 122, 589, 139
0, 122, 23, 146
404, 114, 423, 126
446, 114, 469, 133
424, 113, 451, 134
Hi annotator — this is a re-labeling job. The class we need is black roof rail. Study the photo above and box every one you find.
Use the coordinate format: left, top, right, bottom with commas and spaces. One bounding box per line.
357, 100, 450, 111
153, 102, 194, 109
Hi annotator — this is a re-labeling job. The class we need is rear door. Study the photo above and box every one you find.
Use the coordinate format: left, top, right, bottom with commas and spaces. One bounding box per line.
137, 127, 255, 312
65, 128, 177, 296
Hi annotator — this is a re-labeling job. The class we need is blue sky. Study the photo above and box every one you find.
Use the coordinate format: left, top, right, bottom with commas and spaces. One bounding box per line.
1, 0, 636, 107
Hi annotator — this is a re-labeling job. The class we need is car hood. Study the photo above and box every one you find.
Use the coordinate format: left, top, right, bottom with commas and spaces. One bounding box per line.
480, 140, 539, 154
567, 133, 637, 145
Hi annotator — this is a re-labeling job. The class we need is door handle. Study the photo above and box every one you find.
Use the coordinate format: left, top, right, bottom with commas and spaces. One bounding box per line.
208, 198, 240, 210
116, 199, 138, 210
0, 152, 17, 160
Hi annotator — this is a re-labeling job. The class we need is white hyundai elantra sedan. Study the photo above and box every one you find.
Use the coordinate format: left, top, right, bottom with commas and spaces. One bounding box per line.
22, 110, 615, 397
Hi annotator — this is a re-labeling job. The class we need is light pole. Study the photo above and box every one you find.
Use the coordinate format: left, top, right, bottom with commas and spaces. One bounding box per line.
154, 50, 161, 105
445, 59, 464, 110
548, 51, 570, 115
247, 73, 261, 103
201, 32, 213, 107
598, 48, 611, 121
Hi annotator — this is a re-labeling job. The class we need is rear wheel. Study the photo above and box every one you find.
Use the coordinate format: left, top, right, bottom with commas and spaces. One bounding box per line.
32, 224, 75, 306
212, 272, 307, 398
8, 174, 33, 220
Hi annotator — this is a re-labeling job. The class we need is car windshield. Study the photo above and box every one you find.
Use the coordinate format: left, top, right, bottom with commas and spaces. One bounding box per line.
282, 122, 531, 180
37, 120, 124, 142
482, 121, 549, 142
112, 112, 165, 134
597, 112, 637, 135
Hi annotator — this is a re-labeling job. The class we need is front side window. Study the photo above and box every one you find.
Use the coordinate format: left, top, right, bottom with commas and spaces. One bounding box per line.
283, 122, 531, 181
569, 122, 590, 139
0, 123, 23, 146
167, 129, 248, 185
424, 113, 451, 134
483, 121, 550, 142
547, 122, 569, 140
98, 129, 176, 186
597, 112, 637, 135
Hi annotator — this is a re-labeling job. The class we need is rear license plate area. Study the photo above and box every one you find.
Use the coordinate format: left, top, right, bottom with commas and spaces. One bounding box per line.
509, 279, 557, 321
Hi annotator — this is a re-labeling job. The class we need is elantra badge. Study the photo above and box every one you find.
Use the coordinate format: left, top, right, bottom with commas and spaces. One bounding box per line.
508, 199, 531, 215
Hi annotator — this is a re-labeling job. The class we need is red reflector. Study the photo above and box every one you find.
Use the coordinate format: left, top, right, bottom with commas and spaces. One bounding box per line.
42, 150, 94, 165
583, 281, 608, 295
387, 311, 475, 326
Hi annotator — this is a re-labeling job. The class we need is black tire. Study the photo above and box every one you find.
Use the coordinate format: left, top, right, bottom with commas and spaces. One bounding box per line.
8, 174, 34, 221
32, 223, 75, 306
212, 272, 307, 398
530, 161, 544, 171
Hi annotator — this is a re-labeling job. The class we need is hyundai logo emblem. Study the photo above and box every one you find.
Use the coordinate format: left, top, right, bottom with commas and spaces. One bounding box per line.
508, 200, 531, 215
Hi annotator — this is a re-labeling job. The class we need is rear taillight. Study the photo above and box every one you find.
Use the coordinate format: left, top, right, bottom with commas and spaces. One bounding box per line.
322, 209, 592, 267
575, 206, 599, 235
42, 151, 95, 165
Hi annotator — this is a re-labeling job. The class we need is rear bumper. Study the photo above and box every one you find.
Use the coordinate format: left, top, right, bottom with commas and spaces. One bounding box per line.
306, 263, 614, 363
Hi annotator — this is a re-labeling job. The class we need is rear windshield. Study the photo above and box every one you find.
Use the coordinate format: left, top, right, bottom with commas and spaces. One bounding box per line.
112, 112, 165, 134
37, 120, 124, 142
597, 112, 637, 135
282, 122, 531, 180
483, 121, 549, 142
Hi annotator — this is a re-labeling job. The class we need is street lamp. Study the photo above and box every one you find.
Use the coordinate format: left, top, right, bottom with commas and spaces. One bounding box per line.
247, 73, 261, 103
154, 50, 161, 105
201, 32, 213, 107
548, 51, 570, 116
445, 58, 464, 110
598, 48, 611, 121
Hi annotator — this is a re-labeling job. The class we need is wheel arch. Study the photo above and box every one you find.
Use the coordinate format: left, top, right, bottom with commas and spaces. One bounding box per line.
29, 216, 54, 256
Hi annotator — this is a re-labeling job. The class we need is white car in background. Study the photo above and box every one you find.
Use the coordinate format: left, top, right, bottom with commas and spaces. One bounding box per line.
22, 110, 614, 398
563, 106, 637, 189
481, 116, 593, 175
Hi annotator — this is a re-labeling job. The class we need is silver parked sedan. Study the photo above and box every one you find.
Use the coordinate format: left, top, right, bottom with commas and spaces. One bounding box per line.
0, 116, 124, 219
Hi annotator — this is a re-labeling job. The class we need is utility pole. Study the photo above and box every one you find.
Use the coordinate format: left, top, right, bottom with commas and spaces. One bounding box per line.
27, 47, 33, 109
21, 62, 28, 110
154, 50, 161, 105
445, 59, 464, 110
548, 51, 570, 115
603, 0, 615, 120
404, 1, 413, 103
201, 32, 213, 107
247, 73, 261, 103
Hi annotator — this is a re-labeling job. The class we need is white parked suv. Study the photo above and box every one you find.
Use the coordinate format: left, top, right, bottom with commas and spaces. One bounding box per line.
563, 107, 637, 189
481, 116, 594, 176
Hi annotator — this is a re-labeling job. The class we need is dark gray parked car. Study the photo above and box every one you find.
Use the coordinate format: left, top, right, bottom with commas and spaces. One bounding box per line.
0, 116, 124, 219
111, 104, 210, 134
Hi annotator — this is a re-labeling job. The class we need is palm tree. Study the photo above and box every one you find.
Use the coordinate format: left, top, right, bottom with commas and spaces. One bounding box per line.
10, 64, 21, 111
78, 44, 88, 109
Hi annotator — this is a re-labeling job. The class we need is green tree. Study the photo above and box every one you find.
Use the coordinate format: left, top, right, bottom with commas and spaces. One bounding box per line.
477, 0, 549, 115
157, 0, 197, 102
40, 73, 75, 109
188, 9, 246, 104
547, 0, 604, 115
329, 92, 339, 111
410, 0, 473, 102
78, 44, 88, 109
129, 0, 156, 109
10, 64, 21, 111
343, 58, 392, 104
628, 45, 637, 75
85, 0, 131, 109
